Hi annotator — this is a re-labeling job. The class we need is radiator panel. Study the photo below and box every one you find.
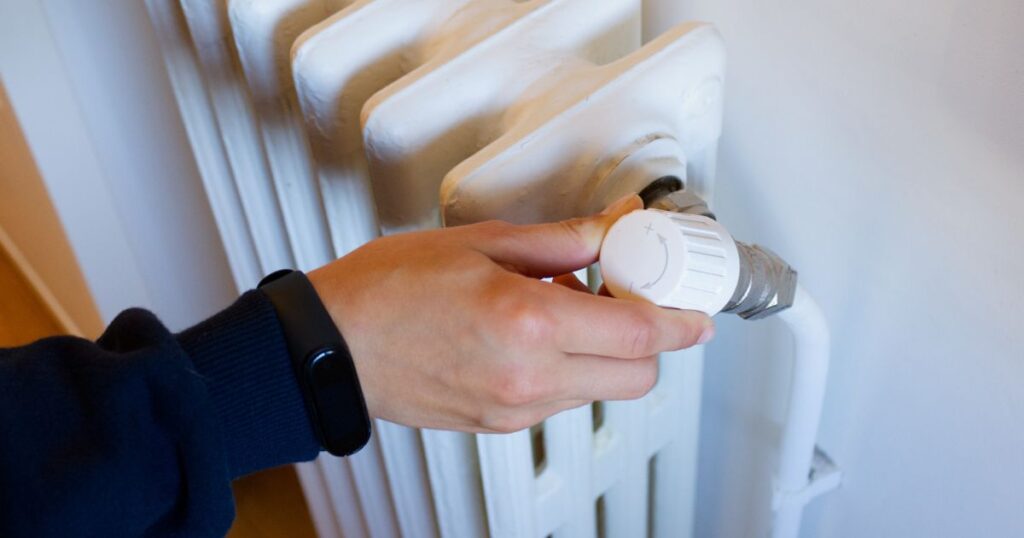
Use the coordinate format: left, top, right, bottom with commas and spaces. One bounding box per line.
361, 0, 639, 232
147, 1, 722, 536
180, 0, 296, 273
229, 0, 342, 270
441, 22, 725, 226
291, 0, 475, 254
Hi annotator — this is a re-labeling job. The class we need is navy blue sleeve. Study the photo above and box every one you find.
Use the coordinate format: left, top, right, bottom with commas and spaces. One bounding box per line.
0, 290, 321, 537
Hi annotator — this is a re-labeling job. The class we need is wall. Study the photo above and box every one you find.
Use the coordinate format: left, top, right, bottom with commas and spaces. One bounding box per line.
644, 1, 1024, 537
0, 81, 102, 337
4, 0, 1021, 534
0, 0, 237, 331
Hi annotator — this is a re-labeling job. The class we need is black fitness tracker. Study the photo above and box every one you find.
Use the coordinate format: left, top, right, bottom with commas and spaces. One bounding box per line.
258, 269, 371, 457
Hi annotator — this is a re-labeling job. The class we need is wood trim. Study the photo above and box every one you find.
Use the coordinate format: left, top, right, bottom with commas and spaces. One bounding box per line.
0, 226, 82, 337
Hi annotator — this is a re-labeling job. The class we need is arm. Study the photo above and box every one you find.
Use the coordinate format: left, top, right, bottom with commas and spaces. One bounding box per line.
0, 194, 712, 536
0, 291, 317, 536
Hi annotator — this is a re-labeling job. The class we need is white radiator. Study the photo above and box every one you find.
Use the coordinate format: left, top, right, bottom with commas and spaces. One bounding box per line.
146, 1, 725, 536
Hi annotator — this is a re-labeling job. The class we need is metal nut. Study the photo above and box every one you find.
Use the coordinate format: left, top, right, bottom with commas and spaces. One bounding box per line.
647, 188, 716, 220
723, 243, 797, 319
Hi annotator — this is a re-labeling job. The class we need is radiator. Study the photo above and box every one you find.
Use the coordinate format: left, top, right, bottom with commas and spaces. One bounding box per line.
145, 1, 724, 536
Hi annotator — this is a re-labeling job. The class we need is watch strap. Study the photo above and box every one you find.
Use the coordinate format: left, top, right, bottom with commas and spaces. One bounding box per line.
258, 270, 371, 456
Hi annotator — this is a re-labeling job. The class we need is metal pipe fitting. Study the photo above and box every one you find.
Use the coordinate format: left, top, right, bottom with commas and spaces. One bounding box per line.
639, 177, 716, 219
644, 183, 797, 319
722, 242, 798, 319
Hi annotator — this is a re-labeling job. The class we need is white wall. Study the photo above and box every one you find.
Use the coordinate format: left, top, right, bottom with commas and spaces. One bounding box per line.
4, 0, 1021, 533
0, 80, 103, 337
645, 1, 1024, 537
0, 0, 237, 332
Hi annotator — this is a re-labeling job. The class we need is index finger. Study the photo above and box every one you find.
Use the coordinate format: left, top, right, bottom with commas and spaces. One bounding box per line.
539, 280, 714, 358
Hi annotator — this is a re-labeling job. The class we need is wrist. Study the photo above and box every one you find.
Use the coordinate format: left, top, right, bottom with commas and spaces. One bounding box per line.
306, 267, 346, 336
259, 270, 372, 457
307, 266, 378, 416
177, 291, 321, 477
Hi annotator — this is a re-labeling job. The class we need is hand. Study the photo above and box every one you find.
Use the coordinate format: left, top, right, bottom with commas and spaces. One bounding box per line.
308, 194, 714, 433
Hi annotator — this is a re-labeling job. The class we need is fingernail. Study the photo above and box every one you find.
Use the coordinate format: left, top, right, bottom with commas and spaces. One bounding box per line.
601, 193, 638, 215
696, 324, 715, 345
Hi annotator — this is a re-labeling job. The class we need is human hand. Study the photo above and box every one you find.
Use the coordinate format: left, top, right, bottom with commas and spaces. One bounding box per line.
308, 194, 714, 433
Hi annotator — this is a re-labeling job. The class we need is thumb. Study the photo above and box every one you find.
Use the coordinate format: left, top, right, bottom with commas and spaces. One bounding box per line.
472, 193, 643, 277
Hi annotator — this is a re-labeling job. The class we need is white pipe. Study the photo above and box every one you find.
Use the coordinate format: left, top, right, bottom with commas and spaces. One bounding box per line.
772, 285, 831, 538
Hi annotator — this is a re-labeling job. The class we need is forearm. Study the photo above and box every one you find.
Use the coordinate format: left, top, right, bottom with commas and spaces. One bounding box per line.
0, 195, 711, 536
0, 291, 320, 536
176, 290, 320, 477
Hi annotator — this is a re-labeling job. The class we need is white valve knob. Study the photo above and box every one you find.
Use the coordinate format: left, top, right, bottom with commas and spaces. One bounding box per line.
599, 209, 741, 315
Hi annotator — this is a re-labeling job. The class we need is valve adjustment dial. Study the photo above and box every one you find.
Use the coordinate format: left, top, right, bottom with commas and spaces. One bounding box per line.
599, 209, 740, 315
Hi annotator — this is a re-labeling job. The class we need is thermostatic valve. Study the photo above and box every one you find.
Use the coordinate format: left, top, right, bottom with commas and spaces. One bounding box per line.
599, 209, 798, 319
599, 209, 741, 315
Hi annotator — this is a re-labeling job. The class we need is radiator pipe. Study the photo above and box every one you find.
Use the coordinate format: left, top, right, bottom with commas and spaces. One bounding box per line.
772, 285, 832, 538
636, 183, 838, 537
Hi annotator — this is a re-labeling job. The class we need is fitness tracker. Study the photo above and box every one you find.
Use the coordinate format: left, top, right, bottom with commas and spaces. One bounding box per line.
258, 269, 371, 457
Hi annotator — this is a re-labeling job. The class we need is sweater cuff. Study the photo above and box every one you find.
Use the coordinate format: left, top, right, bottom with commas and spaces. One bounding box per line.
177, 290, 321, 478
